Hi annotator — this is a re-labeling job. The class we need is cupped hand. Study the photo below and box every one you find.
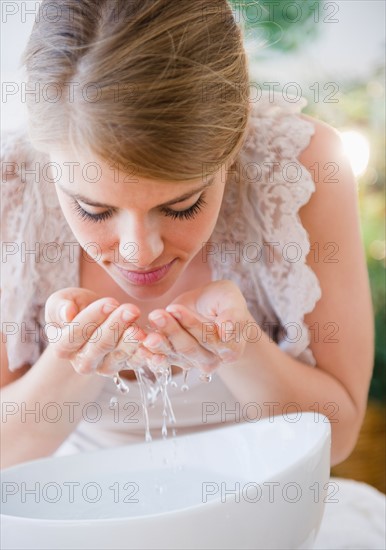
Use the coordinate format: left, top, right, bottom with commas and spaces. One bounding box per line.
141, 280, 252, 374
44, 287, 154, 376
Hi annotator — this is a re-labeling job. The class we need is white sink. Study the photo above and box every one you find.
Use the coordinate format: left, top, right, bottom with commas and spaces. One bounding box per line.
1, 412, 331, 549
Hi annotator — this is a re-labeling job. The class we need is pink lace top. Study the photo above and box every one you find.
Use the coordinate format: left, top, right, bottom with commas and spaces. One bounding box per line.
1, 91, 321, 374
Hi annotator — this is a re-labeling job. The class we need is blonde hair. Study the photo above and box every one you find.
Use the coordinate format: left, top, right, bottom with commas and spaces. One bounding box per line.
22, 0, 251, 183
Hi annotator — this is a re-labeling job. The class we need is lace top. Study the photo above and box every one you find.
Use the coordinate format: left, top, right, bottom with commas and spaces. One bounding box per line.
1, 91, 322, 374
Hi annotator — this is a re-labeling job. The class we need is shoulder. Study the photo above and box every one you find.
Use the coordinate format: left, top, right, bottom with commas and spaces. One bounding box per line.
295, 114, 359, 241
246, 98, 316, 161
297, 114, 348, 169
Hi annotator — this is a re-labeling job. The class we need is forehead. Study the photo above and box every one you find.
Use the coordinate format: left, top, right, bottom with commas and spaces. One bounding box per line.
50, 150, 215, 185
49, 150, 218, 207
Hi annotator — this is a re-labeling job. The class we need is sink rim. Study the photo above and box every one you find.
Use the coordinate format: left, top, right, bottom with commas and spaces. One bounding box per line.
1, 412, 331, 523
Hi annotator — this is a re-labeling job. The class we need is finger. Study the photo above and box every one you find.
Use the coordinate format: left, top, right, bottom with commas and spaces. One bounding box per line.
165, 305, 222, 353
141, 330, 173, 355
56, 300, 138, 359
215, 308, 250, 348
120, 323, 150, 355
95, 322, 148, 376
214, 308, 251, 362
71, 305, 140, 374
96, 349, 130, 376
45, 287, 100, 325
146, 310, 216, 367
54, 298, 117, 358
58, 300, 78, 324
167, 305, 243, 363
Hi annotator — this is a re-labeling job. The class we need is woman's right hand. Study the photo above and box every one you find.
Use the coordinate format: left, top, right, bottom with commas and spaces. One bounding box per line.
44, 287, 150, 376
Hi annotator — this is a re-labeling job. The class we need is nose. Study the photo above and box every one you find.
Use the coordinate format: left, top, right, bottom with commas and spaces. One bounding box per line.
117, 213, 164, 270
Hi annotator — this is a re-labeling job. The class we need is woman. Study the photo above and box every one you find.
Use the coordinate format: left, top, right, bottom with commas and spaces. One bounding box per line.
1, 0, 374, 472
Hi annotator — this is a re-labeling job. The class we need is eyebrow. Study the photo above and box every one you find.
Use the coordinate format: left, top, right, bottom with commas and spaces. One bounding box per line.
57, 176, 215, 209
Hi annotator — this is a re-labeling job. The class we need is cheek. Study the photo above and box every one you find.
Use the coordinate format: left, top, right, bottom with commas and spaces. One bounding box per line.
56, 195, 79, 233
199, 188, 225, 236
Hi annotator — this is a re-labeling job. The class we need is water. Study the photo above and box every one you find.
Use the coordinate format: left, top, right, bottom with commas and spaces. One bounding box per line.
3, 349, 228, 523
181, 369, 189, 392
135, 367, 153, 442
9, 468, 240, 520
112, 373, 130, 395
106, 346, 210, 442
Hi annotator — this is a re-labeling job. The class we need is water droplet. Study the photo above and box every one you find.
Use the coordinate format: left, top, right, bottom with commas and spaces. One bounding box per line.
155, 484, 164, 495
105, 355, 179, 443
199, 372, 212, 383
181, 370, 189, 391
113, 373, 130, 394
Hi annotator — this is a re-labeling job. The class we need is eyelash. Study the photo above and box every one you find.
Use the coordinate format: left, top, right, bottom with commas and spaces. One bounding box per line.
69, 194, 207, 224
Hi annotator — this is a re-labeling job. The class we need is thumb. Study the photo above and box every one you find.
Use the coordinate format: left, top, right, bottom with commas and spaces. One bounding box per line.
214, 308, 239, 343
45, 287, 98, 325
58, 300, 78, 323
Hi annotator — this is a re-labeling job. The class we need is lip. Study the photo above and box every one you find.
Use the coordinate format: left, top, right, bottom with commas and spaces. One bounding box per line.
114, 259, 176, 286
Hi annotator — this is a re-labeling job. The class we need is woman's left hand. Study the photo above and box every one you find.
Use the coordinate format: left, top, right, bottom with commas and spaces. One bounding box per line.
141, 280, 253, 374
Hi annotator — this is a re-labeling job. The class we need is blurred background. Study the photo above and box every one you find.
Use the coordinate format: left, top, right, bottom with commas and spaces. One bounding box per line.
1, 0, 385, 491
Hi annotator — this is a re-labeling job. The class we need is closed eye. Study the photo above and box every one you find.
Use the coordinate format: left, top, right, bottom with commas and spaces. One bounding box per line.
69, 193, 207, 224
160, 194, 207, 220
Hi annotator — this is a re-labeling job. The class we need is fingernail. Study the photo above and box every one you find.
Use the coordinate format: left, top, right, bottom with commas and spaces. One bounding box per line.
143, 334, 161, 348
122, 309, 136, 322
102, 302, 118, 315
165, 307, 181, 320
59, 303, 68, 321
149, 313, 166, 328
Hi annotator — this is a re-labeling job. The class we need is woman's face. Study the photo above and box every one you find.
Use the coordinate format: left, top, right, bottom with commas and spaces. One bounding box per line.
49, 150, 229, 301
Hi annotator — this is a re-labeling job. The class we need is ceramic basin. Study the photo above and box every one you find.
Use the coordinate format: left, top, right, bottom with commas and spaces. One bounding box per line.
1, 412, 331, 549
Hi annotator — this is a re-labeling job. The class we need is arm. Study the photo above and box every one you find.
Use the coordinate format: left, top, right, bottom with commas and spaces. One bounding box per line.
1, 286, 147, 469
0, 339, 106, 469
216, 117, 375, 467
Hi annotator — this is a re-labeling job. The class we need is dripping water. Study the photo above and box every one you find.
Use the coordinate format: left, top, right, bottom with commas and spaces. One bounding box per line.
106, 350, 212, 442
